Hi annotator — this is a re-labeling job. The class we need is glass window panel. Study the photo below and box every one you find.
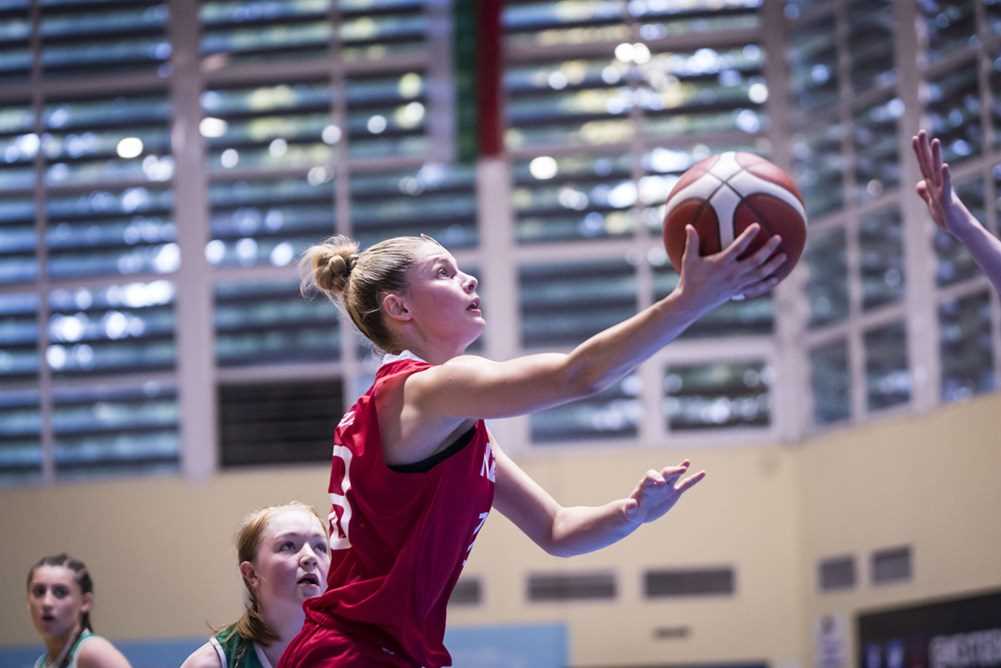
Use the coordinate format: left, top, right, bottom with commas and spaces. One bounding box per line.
219, 377, 343, 466
633, 0, 761, 38
988, 0, 1001, 41
846, 0, 895, 93
925, 62, 983, 165
864, 320, 911, 411
43, 93, 172, 186
852, 96, 902, 203
349, 163, 477, 248
918, 0, 978, 64
810, 338, 851, 425
520, 258, 636, 348
46, 187, 176, 279
338, 0, 427, 61
990, 53, 1001, 150
215, 279, 340, 366
39, 1, 170, 76
859, 206, 905, 310
503, 1, 628, 50
200, 0, 331, 62
504, 57, 633, 150
640, 44, 767, 141
783, 0, 829, 20
46, 280, 175, 376
665, 360, 771, 431
346, 70, 427, 158
202, 81, 333, 172
786, 12, 838, 112
532, 374, 639, 443
207, 176, 334, 268
939, 290, 996, 402
511, 152, 635, 244
791, 124, 845, 220
0, 103, 39, 190
0, 2, 31, 80
934, 174, 987, 287
805, 225, 848, 328
0, 389, 41, 485
651, 252, 773, 337
52, 383, 178, 478
0, 291, 38, 380
0, 195, 36, 284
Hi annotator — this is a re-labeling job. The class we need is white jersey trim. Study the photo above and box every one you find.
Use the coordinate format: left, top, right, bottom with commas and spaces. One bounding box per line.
380, 349, 427, 368
209, 636, 227, 667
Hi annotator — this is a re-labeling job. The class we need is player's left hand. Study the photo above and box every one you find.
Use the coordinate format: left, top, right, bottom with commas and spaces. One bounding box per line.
622, 460, 706, 526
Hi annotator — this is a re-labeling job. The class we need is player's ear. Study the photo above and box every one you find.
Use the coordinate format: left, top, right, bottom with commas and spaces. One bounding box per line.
382, 292, 412, 322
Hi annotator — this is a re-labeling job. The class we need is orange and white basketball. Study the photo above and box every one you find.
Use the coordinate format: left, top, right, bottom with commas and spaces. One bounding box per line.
662, 152, 807, 284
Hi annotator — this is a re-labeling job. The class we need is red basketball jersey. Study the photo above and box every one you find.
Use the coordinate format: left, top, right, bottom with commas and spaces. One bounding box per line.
300, 354, 496, 668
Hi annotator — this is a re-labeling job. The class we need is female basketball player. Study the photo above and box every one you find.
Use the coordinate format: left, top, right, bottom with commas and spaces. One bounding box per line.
26, 553, 131, 668
182, 503, 331, 668
913, 129, 1001, 294
278, 224, 786, 668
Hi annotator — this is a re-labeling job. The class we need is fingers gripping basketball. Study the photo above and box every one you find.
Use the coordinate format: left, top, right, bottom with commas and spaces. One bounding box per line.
663, 152, 807, 285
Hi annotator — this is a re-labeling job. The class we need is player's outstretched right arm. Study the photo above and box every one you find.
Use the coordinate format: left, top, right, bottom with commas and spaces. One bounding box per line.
913, 130, 1001, 296
407, 224, 786, 422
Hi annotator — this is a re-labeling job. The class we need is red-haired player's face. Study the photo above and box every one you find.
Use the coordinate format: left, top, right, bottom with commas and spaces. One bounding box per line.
404, 243, 484, 351
27, 565, 89, 641
249, 509, 331, 609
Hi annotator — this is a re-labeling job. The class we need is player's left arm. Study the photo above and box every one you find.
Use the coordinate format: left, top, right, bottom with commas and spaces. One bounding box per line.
492, 438, 705, 558
77, 637, 133, 668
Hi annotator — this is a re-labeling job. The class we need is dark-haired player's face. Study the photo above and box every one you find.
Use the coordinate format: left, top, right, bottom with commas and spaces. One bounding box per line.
404, 243, 484, 350
27, 565, 88, 640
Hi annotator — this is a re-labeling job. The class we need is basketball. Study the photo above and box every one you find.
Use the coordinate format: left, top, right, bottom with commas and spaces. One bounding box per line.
661, 152, 807, 284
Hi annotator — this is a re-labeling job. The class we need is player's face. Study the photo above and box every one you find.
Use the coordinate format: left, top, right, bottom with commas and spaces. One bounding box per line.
404, 242, 484, 350
252, 509, 331, 608
26, 566, 88, 641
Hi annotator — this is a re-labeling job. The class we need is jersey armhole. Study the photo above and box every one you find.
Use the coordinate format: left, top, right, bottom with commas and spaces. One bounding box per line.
209, 636, 227, 668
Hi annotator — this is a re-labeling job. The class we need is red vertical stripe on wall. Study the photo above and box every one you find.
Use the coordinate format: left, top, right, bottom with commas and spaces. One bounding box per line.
477, 0, 504, 157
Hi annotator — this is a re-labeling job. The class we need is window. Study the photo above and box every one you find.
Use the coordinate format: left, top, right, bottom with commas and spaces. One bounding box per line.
818, 555, 856, 592
864, 321, 910, 412
926, 62, 983, 164
219, 378, 343, 467
871, 545, 912, 585
531, 375, 640, 443
810, 339, 851, 425
644, 567, 736, 597
349, 164, 478, 248
46, 187, 177, 279
805, 226, 849, 328
39, 0, 170, 77
47, 281, 176, 377
207, 175, 334, 268
846, 0, 895, 94
0, 389, 41, 485
43, 92, 173, 187
202, 81, 334, 173
215, 279, 340, 366
52, 383, 179, 479
519, 258, 636, 348
852, 96, 902, 203
940, 290, 996, 402
859, 206, 905, 311
665, 361, 771, 431
919, 0, 978, 64
527, 572, 616, 602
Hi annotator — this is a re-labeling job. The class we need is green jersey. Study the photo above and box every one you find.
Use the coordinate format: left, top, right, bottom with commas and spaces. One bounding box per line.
33, 629, 93, 668
209, 625, 272, 668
